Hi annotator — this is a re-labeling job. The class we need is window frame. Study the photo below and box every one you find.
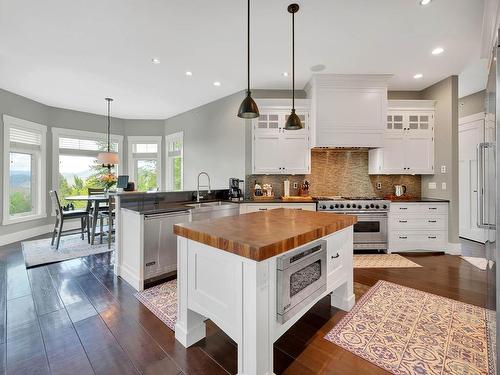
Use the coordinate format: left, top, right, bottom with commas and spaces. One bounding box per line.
127, 136, 162, 191
2, 115, 47, 225
165, 131, 183, 192
51, 127, 124, 198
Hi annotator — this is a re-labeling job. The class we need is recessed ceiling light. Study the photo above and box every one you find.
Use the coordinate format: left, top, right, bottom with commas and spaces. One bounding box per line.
213, 81, 221, 86
185, 71, 193, 76
151, 58, 161, 64
414, 73, 423, 79
420, 0, 431, 5
282, 72, 289, 77
432, 47, 444, 55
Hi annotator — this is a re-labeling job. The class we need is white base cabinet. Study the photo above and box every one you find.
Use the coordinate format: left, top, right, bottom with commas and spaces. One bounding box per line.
239, 203, 316, 214
388, 202, 448, 253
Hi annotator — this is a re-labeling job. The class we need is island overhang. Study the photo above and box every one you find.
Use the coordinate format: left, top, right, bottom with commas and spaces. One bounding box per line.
173, 208, 357, 261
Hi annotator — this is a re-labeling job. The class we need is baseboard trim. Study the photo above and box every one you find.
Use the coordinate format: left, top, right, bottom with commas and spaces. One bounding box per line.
0, 221, 82, 247
446, 242, 462, 255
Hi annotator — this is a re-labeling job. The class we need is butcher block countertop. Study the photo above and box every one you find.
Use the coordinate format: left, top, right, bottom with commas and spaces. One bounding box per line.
173, 208, 357, 261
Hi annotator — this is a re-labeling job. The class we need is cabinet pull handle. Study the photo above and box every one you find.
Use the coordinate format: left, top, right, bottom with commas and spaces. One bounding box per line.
428, 236, 437, 239
428, 220, 437, 223
399, 207, 408, 210
399, 236, 408, 239
428, 207, 437, 210
399, 220, 407, 223
258, 208, 268, 211
331, 252, 340, 259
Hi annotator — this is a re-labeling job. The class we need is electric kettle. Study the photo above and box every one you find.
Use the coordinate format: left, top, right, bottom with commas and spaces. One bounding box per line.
394, 185, 407, 197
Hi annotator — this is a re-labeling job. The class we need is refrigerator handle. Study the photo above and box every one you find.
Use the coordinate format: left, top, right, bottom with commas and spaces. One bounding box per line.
477, 143, 486, 229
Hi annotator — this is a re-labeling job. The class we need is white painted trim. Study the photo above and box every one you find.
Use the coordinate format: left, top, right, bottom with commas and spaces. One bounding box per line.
459, 112, 486, 125
127, 135, 163, 191
446, 242, 462, 256
0, 224, 53, 246
165, 131, 184, 191
3, 115, 47, 226
51, 127, 124, 194
388, 100, 437, 110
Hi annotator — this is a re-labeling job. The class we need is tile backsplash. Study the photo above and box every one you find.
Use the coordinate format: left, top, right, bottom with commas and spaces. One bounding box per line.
246, 149, 421, 198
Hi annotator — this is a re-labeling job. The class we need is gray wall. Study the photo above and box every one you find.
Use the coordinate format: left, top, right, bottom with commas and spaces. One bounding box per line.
420, 76, 460, 244
459, 89, 486, 118
387, 91, 422, 100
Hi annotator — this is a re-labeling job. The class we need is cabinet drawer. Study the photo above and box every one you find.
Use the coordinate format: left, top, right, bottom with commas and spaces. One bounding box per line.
389, 215, 447, 230
389, 230, 447, 251
390, 203, 448, 214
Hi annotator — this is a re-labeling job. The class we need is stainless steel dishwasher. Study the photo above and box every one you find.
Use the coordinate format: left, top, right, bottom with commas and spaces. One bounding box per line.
143, 210, 190, 280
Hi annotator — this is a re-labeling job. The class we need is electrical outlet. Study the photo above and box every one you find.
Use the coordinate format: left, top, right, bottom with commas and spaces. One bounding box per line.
428, 182, 437, 190
441, 182, 447, 190
441, 165, 446, 174
293, 182, 298, 189
376, 182, 382, 190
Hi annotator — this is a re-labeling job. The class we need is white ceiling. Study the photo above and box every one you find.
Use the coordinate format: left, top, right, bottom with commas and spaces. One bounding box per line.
0, 0, 485, 119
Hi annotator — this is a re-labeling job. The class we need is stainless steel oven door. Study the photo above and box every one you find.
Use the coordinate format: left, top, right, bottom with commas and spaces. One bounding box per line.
277, 240, 327, 323
344, 212, 388, 250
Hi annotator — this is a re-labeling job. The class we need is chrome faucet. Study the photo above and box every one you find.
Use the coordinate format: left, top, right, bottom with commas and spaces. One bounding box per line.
196, 172, 211, 202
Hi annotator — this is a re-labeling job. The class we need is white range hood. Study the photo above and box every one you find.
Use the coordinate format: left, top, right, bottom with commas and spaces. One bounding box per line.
305, 74, 392, 148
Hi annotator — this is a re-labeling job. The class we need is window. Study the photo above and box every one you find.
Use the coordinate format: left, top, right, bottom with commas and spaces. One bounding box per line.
3, 115, 47, 224
127, 136, 162, 192
166, 132, 183, 191
52, 128, 123, 208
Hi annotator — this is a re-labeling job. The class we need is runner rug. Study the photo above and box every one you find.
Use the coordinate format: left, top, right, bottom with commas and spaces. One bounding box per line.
134, 279, 177, 331
354, 254, 422, 268
325, 280, 496, 375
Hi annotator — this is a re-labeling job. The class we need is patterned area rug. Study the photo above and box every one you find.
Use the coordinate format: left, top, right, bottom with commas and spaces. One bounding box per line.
134, 280, 177, 331
460, 256, 491, 271
325, 280, 495, 375
354, 254, 422, 268
22, 234, 113, 268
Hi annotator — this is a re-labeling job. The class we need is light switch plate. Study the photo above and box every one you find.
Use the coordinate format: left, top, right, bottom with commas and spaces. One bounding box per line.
428, 182, 437, 190
441, 182, 447, 190
441, 165, 446, 173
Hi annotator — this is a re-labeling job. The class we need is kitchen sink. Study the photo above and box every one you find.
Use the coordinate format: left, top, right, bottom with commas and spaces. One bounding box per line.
187, 201, 239, 221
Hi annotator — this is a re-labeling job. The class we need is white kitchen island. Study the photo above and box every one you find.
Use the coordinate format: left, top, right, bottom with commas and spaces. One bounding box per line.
173, 208, 357, 375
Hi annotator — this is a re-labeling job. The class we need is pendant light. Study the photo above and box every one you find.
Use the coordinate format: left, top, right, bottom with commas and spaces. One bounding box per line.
237, 0, 259, 119
284, 3, 302, 130
97, 98, 119, 171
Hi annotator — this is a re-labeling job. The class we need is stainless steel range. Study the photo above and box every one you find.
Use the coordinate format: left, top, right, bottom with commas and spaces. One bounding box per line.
316, 197, 390, 251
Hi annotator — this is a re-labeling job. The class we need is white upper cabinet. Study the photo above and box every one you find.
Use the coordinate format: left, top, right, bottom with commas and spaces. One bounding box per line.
252, 99, 311, 175
369, 100, 436, 175
305, 74, 392, 148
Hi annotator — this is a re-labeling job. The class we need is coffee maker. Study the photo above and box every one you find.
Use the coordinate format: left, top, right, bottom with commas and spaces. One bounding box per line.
229, 178, 244, 201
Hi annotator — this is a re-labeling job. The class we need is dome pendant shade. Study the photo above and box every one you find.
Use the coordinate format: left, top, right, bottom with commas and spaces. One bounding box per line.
237, 91, 259, 119
284, 109, 302, 130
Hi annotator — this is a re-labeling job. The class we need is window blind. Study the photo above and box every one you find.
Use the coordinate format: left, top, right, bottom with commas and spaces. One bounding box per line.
59, 137, 118, 152
10, 127, 42, 146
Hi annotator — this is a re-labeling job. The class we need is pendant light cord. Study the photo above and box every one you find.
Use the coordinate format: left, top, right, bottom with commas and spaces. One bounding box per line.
247, 0, 250, 93
292, 9, 295, 110
107, 99, 111, 152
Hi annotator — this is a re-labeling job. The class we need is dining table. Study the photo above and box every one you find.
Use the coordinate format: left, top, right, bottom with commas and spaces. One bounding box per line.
64, 194, 110, 245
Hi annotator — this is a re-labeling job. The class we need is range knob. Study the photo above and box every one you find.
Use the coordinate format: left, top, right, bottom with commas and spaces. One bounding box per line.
321, 205, 327, 209
357, 205, 362, 209
346, 204, 351, 208
375, 205, 380, 209
340, 204, 344, 208
335, 204, 339, 208
370, 204, 374, 208
383, 204, 388, 209
329, 205, 334, 209
365, 204, 370, 209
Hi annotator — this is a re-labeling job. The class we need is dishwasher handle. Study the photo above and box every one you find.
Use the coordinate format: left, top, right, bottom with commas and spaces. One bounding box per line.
144, 211, 190, 220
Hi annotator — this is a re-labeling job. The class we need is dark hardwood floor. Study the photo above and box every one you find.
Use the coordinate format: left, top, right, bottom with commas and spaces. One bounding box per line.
0, 236, 490, 375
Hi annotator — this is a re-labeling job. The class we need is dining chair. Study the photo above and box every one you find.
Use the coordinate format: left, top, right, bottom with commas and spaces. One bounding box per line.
98, 196, 115, 249
49, 190, 90, 250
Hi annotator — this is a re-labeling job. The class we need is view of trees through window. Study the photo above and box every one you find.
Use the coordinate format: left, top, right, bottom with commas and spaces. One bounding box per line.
9, 152, 33, 215
136, 159, 157, 191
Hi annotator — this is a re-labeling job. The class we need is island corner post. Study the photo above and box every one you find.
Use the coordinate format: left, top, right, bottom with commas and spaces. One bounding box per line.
173, 209, 357, 375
